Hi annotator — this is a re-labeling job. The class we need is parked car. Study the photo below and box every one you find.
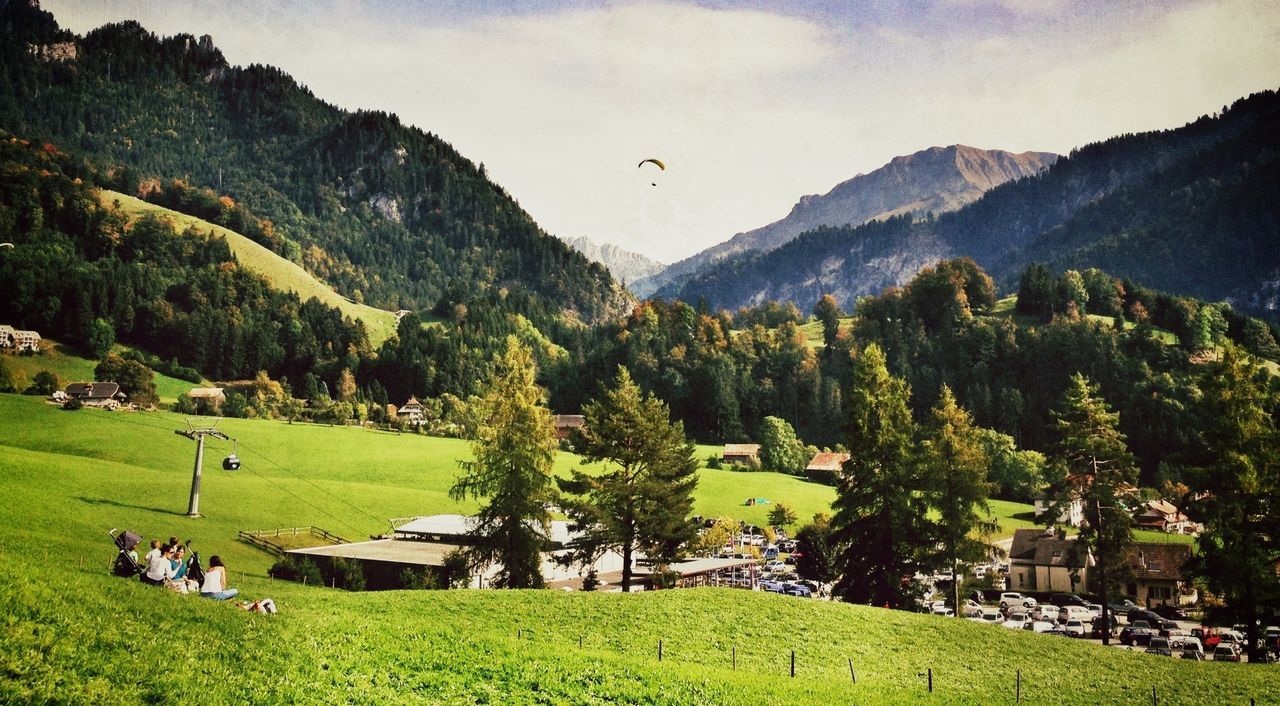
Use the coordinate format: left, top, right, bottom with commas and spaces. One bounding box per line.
1180, 636, 1204, 656
1031, 620, 1059, 633
1165, 629, 1188, 648
975, 608, 1004, 625
1191, 627, 1222, 648
1083, 603, 1104, 619
1002, 613, 1032, 630
1000, 592, 1037, 610
762, 546, 780, 561
1120, 626, 1155, 647
1151, 604, 1188, 620
931, 606, 955, 617
760, 579, 786, 593
1154, 620, 1180, 637
1058, 606, 1094, 625
1217, 630, 1246, 647
762, 560, 787, 573
1063, 619, 1087, 637
783, 582, 812, 598
1146, 637, 1174, 656
1127, 608, 1162, 625
961, 599, 983, 618
1109, 598, 1138, 614
1213, 644, 1242, 662
1049, 593, 1089, 608
1091, 618, 1117, 639
1181, 651, 1206, 661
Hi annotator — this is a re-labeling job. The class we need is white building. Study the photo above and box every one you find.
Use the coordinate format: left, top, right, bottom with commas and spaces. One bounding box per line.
1033, 497, 1084, 527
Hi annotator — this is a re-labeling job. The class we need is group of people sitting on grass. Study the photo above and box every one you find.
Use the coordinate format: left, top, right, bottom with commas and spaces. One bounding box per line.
139, 536, 238, 601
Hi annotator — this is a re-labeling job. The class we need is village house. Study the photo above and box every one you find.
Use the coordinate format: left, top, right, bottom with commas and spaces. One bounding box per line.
722, 443, 761, 465
64, 382, 126, 410
553, 414, 585, 440
804, 452, 849, 484
1133, 499, 1199, 534
1008, 528, 1094, 594
397, 396, 426, 426
1033, 496, 1084, 527
1123, 542, 1194, 607
0, 325, 12, 348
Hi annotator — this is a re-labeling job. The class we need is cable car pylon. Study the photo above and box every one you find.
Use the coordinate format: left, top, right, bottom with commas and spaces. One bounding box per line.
175, 419, 230, 517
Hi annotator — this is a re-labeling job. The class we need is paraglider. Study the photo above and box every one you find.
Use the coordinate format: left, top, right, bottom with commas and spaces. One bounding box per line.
638, 158, 665, 186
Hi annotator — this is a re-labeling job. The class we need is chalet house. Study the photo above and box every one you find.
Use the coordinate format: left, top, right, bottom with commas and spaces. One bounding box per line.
805, 452, 849, 484
1123, 542, 1193, 607
1008, 528, 1093, 594
723, 443, 761, 465
397, 397, 426, 426
64, 382, 126, 410
1133, 499, 1198, 535
553, 414, 585, 440
1033, 497, 1084, 527
188, 387, 226, 409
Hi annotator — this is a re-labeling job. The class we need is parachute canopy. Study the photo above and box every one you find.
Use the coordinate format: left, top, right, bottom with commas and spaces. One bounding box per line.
637, 158, 666, 170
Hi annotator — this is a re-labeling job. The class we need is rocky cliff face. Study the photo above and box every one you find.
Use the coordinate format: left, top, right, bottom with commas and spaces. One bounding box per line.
561, 236, 665, 287
636, 145, 1056, 297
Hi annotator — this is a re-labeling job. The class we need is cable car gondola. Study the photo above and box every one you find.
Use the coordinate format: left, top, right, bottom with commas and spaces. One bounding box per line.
223, 438, 240, 471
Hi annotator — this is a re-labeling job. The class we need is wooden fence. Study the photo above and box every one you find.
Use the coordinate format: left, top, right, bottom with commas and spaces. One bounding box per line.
237, 526, 349, 555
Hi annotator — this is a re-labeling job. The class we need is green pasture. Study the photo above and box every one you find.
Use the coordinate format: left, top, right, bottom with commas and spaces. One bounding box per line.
99, 190, 401, 346
0, 392, 1270, 704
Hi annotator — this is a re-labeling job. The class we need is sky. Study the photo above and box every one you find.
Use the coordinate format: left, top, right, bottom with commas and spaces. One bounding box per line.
46, 0, 1280, 263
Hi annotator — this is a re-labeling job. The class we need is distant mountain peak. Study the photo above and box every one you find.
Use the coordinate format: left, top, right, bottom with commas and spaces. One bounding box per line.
561, 236, 665, 286
635, 145, 1056, 297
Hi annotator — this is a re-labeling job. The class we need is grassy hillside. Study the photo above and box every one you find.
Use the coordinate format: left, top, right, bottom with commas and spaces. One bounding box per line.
3, 340, 203, 404
99, 190, 401, 346
0, 393, 1273, 704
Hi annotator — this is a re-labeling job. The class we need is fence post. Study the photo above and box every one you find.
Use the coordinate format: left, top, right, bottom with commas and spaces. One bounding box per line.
848, 658, 855, 683
733, 645, 736, 670
579, 635, 583, 649
928, 667, 933, 693
1151, 685, 1156, 706
1016, 670, 1021, 703
790, 650, 795, 678
659, 639, 663, 661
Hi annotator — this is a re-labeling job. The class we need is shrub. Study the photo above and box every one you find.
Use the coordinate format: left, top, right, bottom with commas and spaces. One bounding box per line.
62, 398, 83, 411
705, 454, 722, 469
269, 556, 321, 586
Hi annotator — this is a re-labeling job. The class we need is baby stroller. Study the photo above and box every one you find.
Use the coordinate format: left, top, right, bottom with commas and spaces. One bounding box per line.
184, 543, 206, 587
108, 528, 143, 578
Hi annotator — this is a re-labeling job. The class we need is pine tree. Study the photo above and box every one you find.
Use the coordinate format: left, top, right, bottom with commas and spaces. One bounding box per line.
558, 367, 700, 590
831, 343, 931, 608
1042, 373, 1137, 645
448, 337, 559, 589
921, 385, 995, 614
1184, 344, 1280, 662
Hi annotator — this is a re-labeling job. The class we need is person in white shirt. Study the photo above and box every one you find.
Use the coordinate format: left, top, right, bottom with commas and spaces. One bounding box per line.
143, 539, 161, 565
142, 545, 177, 586
200, 555, 239, 601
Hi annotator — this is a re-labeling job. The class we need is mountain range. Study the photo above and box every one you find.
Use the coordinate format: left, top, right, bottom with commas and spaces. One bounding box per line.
0, 1, 630, 326
560, 236, 665, 286
636, 145, 1057, 297
667, 90, 1280, 314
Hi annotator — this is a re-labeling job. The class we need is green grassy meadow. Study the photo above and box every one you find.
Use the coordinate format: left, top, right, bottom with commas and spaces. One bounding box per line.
0, 393, 1269, 704
99, 190, 402, 346
3, 341, 203, 404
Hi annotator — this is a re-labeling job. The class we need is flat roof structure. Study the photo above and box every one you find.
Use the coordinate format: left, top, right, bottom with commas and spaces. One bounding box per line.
634, 557, 758, 578
286, 539, 463, 567
393, 514, 574, 546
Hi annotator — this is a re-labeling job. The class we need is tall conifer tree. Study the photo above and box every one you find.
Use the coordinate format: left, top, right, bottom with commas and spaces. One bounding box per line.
831, 343, 931, 608
559, 367, 700, 590
449, 337, 558, 589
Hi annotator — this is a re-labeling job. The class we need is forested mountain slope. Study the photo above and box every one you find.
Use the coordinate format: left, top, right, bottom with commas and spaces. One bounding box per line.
0, 1, 629, 323
671, 90, 1280, 314
639, 145, 1055, 297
